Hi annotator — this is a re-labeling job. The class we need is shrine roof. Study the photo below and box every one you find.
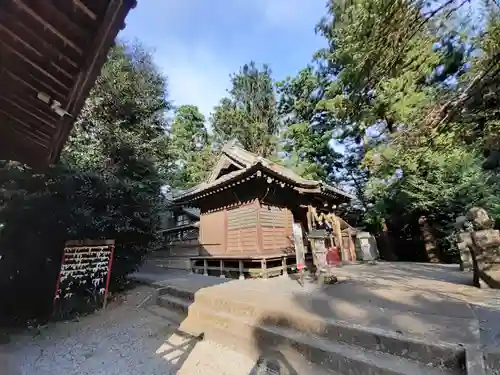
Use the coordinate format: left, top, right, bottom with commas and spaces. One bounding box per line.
0, 0, 136, 168
174, 140, 355, 204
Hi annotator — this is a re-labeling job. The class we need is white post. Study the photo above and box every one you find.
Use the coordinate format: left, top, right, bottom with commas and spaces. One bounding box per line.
203, 259, 208, 276
219, 259, 225, 278
239, 260, 245, 280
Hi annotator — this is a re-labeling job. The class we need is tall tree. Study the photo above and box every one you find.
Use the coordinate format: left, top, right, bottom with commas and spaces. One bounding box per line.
211, 61, 279, 156
61, 41, 172, 284
63, 42, 172, 178
309, 0, 491, 260
276, 66, 342, 182
169, 105, 214, 188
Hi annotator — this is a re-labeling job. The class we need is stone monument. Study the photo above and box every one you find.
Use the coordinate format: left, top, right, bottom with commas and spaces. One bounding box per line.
355, 231, 379, 262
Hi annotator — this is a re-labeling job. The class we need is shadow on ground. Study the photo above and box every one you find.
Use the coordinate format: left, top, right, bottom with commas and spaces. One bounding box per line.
249, 264, 500, 374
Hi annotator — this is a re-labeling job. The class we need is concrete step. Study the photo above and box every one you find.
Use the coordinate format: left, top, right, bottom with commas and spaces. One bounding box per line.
156, 293, 464, 374
157, 287, 466, 373
142, 257, 191, 270
145, 304, 343, 375
158, 285, 195, 303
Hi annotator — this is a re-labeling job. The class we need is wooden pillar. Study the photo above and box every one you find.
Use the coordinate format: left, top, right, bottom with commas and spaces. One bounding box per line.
256, 200, 263, 254
219, 259, 225, 278
261, 258, 268, 279
203, 259, 208, 276
282, 256, 288, 277
348, 228, 356, 261
306, 206, 313, 232
333, 214, 344, 261
239, 260, 245, 280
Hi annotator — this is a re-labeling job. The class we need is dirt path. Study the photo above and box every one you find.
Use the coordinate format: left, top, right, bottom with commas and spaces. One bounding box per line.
2, 286, 257, 375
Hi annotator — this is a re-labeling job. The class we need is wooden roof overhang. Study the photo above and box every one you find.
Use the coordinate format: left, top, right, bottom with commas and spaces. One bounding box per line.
174, 161, 355, 207
0, 0, 136, 168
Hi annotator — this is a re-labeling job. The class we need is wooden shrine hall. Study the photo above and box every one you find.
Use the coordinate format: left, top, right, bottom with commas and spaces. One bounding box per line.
0, 0, 136, 168
172, 140, 357, 279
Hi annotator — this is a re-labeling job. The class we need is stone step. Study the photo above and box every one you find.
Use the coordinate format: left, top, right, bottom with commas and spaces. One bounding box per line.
142, 257, 191, 270
156, 293, 464, 375
145, 305, 343, 375
157, 287, 466, 372
158, 285, 195, 303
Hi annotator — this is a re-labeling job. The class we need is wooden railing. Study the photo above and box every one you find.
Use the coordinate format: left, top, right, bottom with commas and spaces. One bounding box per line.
189, 255, 296, 279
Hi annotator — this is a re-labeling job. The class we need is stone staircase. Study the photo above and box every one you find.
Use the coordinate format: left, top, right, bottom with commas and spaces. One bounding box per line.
145, 284, 471, 375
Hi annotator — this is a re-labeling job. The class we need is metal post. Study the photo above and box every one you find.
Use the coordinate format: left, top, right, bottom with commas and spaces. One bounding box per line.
203, 259, 208, 276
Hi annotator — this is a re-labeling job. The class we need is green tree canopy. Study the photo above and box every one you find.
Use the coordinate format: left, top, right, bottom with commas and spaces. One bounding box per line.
211, 61, 279, 157
169, 105, 215, 189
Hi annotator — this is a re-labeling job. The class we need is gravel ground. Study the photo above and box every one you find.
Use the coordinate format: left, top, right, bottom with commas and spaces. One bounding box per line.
1, 286, 257, 375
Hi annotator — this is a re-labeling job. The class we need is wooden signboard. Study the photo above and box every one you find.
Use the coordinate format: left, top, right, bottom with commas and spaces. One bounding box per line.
53, 240, 115, 314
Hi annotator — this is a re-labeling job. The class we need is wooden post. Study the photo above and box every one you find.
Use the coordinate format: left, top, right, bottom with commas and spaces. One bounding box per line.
333, 214, 345, 262
102, 244, 115, 310
219, 259, 225, 278
282, 256, 288, 277
203, 259, 208, 276
348, 228, 357, 261
261, 258, 268, 279
239, 260, 245, 280
306, 206, 313, 232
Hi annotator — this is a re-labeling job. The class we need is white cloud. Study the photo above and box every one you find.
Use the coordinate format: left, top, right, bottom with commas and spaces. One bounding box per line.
155, 41, 233, 121
241, 0, 325, 28
123, 0, 326, 123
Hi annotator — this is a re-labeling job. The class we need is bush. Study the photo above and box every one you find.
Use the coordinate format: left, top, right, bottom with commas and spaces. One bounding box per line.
0, 160, 163, 325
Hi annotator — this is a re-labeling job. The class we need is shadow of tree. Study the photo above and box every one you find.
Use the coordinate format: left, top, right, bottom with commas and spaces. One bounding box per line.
249, 265, 500, 374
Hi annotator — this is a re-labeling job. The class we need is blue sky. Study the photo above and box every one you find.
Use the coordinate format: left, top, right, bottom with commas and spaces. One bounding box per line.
119, 1, 328, 118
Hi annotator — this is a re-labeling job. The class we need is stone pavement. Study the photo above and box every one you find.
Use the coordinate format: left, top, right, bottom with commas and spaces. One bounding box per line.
133, 263, 500, 346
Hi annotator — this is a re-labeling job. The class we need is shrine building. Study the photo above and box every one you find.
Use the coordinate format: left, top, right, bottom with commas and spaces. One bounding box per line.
167, 140, 357, 278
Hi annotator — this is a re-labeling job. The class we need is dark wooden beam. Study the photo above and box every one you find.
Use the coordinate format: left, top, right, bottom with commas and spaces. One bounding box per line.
0, 103, 53, 141
6, 93, 59, 124
0, 9, 81, 68
4, 70, 67, 103
1, 49, 71, 98
0, 112, 50, 147
11, 0, 84, 53
0, 95, 56, 129
72, 0, 97, 20
0, 24, 76, 79
0, 32, 75, 87
49, 0, 132, 163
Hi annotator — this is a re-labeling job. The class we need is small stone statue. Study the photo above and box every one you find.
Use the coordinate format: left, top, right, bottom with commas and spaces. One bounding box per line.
456, 207, 500, 288
467, 207, 494, 230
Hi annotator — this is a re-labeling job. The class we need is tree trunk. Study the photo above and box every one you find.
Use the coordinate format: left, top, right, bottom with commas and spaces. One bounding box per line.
418, 215, 440, 263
